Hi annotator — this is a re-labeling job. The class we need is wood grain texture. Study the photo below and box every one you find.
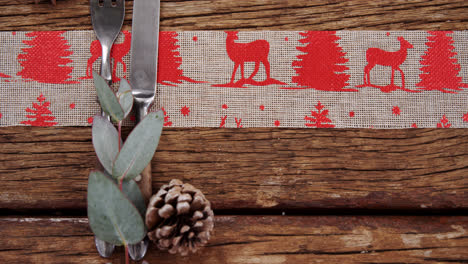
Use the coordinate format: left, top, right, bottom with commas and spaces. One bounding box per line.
0, 0, 467, 31
1, 0, 468, 262
1, 127, 467, 211
1, 216, 467, 263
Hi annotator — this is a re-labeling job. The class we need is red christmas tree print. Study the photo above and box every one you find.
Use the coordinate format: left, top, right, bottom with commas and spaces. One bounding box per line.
83, 31, 131, 82
213, 31, 286, 88
437, 114, 451, 128
158, 32, 205, 86
417, 31, 468, 93
21, 93, 58, 126
305, 101, 335, 128
283, 31, 354, 92
219, 115, 228, 128
161, 107, 173, 127
17, 31, 77, 84
356, 36, 417, 93
235, 117, 243, 128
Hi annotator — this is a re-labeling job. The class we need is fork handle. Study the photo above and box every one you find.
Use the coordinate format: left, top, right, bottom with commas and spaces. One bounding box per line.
100, 43, 113, 84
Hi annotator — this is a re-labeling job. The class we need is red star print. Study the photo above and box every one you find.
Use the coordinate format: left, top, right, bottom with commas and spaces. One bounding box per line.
222, 104, 228, 110
392, 106, 401, 116
386, 32, 390, 36
69, 103, 75, 109
87, 116, 94, 124
285, 37, 289, 41
259, 105, 265, 111
349, 111, 355, 117
162, 107, 173, 127
180, 106, 190, 116
463, 112, 468, 122
411, 123, 418, 128
193, 36, 198, 42
274, 120, 280, 127
0, 112, 2, 119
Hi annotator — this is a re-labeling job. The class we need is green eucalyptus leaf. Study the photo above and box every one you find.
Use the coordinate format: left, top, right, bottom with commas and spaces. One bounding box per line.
121, 179, 146, 217
87, 171, 146, 245
92, 71, 125, 122
112, 110, 164, 180
116, 79, 134, 118
92, 115, 119, 174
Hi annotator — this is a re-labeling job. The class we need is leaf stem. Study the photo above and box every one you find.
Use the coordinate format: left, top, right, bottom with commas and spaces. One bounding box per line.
118, 121, 123, 191
125, 244, 129, 264
118, 121, 122, 151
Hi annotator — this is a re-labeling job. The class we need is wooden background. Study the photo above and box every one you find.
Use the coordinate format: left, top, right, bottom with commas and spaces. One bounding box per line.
1, 0, 467, 263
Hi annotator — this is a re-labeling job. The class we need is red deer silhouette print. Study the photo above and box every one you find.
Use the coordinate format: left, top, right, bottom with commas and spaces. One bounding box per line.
213, 31, 286, 88
82, 31, 131, 82
357, 36, 417, 93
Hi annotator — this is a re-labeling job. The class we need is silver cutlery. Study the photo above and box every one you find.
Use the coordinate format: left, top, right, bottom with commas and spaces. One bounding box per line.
90, 0, 125, 258
128, 0, 161, 260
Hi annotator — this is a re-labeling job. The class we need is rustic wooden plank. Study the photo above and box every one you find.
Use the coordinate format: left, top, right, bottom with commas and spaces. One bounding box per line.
1, 215, 467, 263
0, 0, 467, 31
1, 127, 467, 210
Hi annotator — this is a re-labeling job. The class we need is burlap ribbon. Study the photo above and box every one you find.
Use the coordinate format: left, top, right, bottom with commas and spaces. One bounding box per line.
0, 30, 467, 128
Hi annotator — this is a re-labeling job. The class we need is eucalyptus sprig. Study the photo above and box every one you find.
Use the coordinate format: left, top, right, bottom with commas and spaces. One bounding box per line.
87, 72, 163, 252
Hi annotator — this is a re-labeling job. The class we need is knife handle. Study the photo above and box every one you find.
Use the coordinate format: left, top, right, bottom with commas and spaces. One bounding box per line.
134, 103, 153, 204
137, 164, 152, 204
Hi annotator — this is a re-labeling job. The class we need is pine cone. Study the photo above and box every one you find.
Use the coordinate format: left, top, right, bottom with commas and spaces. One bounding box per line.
146, 179, 214, 256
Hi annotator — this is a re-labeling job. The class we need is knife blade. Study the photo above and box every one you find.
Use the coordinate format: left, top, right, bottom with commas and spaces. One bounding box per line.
130, 0, 160, 203
127, 0, 160, 261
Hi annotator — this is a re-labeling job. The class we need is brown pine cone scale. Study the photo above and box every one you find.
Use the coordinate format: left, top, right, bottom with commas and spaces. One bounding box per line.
146, 179, 214, 256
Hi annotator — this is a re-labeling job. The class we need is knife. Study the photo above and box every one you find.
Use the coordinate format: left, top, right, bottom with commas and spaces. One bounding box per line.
130, 0, 160, 202
127, 0, 160, 261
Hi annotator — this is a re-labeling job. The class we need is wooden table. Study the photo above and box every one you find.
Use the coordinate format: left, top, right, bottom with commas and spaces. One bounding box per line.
1, 0, 467, 263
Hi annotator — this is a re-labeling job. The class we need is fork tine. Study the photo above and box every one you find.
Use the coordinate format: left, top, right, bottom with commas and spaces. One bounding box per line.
102, 0, 113, 7
89, 0, 99, 8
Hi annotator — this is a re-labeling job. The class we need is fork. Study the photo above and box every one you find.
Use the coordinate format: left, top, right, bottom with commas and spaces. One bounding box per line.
90, 0, 125, 258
